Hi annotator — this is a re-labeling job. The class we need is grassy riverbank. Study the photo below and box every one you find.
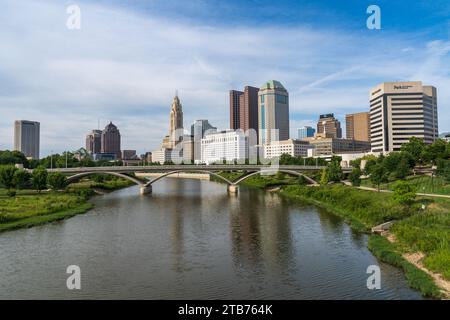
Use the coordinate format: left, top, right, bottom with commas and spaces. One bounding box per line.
0, 177, 135, 233
280, 184, 449, 298
368, 235, 442, 298
216, 171, 448, 298
217, 171, 306, 188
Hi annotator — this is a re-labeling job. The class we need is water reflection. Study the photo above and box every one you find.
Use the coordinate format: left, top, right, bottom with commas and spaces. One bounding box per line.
0, 179, 422, 299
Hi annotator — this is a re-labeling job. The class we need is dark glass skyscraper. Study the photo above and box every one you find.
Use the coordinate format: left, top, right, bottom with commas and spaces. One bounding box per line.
101, 122, 121, 159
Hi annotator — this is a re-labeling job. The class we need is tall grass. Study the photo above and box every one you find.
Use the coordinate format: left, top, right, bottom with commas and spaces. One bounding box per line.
368, 235, 442, 298
280, 185, 410, 232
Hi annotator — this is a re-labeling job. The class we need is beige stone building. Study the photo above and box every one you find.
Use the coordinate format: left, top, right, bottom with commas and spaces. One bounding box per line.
346, 112, 370, 142
263, 139, 310, 159
369, 81, 438, 152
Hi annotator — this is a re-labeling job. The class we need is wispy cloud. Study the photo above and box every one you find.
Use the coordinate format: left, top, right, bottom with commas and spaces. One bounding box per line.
0, 0, 449, 155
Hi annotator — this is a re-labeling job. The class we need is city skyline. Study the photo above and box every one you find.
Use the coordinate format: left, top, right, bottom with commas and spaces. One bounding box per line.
1, 0, 450, 156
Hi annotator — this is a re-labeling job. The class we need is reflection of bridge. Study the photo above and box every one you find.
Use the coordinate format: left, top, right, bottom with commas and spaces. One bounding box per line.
47, 165, 349, 195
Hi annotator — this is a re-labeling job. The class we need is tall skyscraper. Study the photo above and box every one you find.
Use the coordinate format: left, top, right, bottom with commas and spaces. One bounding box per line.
163, 94, 184, 149
316, 113, 342, 138
346, 112, 370, 142
298, 126, 315, 140
14, 120, 40, 159
229, 86, 259, 135
85, 129, 102, 154
101, 122, 121, 159
258, 80, 289, 145
370, 81, 438, 152
229, 90, 243, 129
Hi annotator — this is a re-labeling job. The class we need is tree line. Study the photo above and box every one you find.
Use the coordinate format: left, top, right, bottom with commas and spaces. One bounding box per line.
0, 165, 66, 197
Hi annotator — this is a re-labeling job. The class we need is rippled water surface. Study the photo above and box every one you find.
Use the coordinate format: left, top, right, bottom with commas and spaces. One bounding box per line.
0, 179, 422, 299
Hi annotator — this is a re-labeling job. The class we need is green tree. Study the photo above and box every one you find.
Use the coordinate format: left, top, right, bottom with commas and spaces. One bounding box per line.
393, 156, 411, 179
12, 169, 31, 190
422, 139, 448, 164
392, 180, 417, 208
401, 137, 425, 164
32, 166, 48, 193
349, 167, 362, 186
370, 163, 388, 191
320, 169, 329, 185
436, 159, 450, 183
326, 160, 343, 182
0, 150, 29, 167
47, 172, 67, 190
363, 158, 378, 176
0, 165, 18, 194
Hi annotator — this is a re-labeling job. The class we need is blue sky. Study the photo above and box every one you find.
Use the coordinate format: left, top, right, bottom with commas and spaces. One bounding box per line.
1, 0, 449, 155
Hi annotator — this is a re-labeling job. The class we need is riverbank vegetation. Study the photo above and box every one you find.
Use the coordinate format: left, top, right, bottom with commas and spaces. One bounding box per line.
215, 146, 450, 298
0, 168, 136, 232
368, 235, 442, 298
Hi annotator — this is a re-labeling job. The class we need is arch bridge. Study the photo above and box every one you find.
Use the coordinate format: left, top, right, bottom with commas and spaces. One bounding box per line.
47, 165, 344, 195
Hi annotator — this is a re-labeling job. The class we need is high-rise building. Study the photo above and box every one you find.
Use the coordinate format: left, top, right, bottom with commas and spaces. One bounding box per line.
369, 81, 438, 153
258, 80, 289, 145
346, 112, 370, 142
85, 129, 102, 154
229, 90, 243, 129
316, 114, 342, 138
101, 122, 121, 159
163, 94, 184, 149
298, 126, 315, 140
229, 86, 260, 137
14, 120, 40, 159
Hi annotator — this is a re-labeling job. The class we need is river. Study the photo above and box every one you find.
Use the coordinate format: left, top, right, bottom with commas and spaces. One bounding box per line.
0, 178, 422, 299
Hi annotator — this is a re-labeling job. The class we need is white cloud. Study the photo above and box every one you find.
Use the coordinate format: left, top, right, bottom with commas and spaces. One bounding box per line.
0, 0, 449, 156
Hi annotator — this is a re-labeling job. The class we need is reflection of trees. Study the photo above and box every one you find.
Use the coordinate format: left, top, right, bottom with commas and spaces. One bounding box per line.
229, 189, 293, 275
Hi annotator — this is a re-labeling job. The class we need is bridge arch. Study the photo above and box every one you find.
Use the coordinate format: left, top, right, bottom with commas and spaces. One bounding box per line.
232, 170, 318, 186
144, 170, 233, 187
66, 171, 144, 186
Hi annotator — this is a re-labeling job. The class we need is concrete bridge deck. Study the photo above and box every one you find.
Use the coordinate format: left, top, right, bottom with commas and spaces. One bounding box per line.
44, 165, 352, 195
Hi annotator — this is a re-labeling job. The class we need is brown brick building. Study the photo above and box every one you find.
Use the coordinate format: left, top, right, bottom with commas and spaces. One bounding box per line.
229, 86, 259, 137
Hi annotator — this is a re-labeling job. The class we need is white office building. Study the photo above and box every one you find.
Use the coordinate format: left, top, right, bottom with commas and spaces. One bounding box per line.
264, 139, 309, 159
370, 81, 438, 152
201, 130, 248, 164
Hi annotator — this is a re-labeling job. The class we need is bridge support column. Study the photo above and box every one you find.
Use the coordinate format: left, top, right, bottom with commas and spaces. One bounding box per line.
140, 185, 152, 195
227, 185, 239, 194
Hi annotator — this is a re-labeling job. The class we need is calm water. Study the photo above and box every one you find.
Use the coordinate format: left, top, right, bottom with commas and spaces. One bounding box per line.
0, 179, 422, 299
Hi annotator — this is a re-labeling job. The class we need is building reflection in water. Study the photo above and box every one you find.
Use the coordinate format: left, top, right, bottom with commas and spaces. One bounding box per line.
229, 187, 294, 276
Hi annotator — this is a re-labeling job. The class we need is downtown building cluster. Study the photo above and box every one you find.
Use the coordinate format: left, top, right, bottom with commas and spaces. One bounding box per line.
11, 81, 439, 163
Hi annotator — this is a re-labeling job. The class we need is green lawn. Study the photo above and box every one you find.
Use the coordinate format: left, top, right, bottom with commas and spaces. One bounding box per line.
0, 192, 93, 232
361, 175, 450, 195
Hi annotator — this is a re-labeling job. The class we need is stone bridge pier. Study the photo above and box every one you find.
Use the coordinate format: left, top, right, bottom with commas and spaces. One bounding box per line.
140, 185, 153, 195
